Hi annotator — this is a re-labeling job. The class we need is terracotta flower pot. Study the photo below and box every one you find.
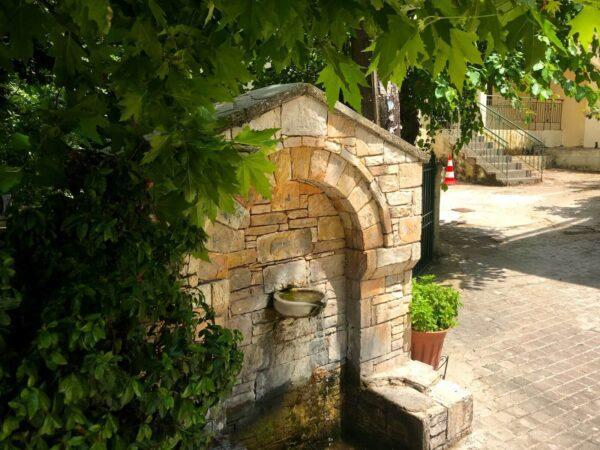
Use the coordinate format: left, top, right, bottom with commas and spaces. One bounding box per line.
411, 329, 448, 369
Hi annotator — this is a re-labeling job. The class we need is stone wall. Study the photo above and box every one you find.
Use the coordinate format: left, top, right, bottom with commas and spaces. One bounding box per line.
183, 84, 430, 447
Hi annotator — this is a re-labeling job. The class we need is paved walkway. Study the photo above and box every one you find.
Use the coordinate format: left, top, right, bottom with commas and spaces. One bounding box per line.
428, 170, 600, 449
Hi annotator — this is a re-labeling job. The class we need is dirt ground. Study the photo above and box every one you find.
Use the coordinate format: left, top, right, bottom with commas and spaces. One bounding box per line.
428, 170, 600, 449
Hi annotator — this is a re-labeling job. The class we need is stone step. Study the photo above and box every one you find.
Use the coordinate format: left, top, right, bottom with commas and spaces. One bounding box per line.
497, 175, 542, 186
488, 168, 531, 179
351, 360, 473, 449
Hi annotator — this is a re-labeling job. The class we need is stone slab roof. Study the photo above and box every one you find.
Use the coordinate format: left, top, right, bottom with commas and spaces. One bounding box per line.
216, 83, 429, 162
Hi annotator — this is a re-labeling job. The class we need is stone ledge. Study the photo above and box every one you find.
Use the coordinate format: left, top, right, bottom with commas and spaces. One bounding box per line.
216, 83, 429, 163
348, 360, 473, 450
368, 359, 442, 393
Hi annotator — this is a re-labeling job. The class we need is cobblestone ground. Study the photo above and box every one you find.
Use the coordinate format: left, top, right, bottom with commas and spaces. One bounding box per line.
428, 170, 600, 449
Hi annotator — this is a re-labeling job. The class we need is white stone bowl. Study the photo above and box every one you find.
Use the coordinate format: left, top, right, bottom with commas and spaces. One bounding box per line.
273, 288, 326, 318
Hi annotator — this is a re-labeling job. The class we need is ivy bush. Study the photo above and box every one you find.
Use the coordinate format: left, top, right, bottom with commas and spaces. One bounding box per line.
411, 276, 462, 332
0, 153, 243, 448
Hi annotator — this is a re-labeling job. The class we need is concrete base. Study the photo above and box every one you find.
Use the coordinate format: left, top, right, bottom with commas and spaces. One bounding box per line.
345, 361, 473, 450
545, 147, 600, 172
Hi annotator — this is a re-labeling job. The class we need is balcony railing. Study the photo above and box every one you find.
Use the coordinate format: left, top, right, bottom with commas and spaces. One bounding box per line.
485, 95, 563, 131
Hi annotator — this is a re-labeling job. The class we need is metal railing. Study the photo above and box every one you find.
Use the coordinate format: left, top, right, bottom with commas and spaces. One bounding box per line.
486, 95, 563, 131
446, 103, 546, 184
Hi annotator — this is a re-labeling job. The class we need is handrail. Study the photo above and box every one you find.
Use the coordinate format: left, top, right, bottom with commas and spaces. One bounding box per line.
479, 102, 545, 147
482, 126, 509, 147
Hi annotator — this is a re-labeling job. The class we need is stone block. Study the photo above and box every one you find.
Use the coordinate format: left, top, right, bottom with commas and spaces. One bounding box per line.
397, 163, 422, 188
364, 155, 384, 167
283, 136, 302, 147
263, 259, 309, 293
249, 107, 281, 132
216, 201, 250, 230
273, 149, 292, 183
398, 216, 421, 244
324, 154, 348, 187
355, 126, 384, 156
383, 143, 406, 164
372, 360, 442, 393
362, 223, 384, 250
245, 224, 280, 236
281, 96, 327, 136
336, 164, 359, 198
328, 111, 356, 137
194, 283, 212, 308
377, 174, 401, 193
317, 216, 345, 241
287, 208, 308, 219
309, 149, 330, 181
204, 222, 245, 253
230, 291, 269, 315
309, 253, 345, 282
257, 228, 312, 263
288, 217, 317, 229
229, 267, 252, 291
431, 380, 473, 442
379, 246, 411, 267
413, 196, 422, 217
314, 239, 346, 253
290, 147, 312, 180
360, 322, 392, 361
250, 212, 287, 227
302, 136, 326, 147
227, 314, 252, 346
348, 182, 372, 212
227, 249, 257, 268
211, 280, 229, 317
372, 246, 412, 278
357, 200, 380, 230
308, 193, 337, 217
386, 190, 413, 206
271, 181, 300, 211
360, 278, 386, 299
193, 253, 228, 281
255, 356, 312, 399
327, 331, 348, 363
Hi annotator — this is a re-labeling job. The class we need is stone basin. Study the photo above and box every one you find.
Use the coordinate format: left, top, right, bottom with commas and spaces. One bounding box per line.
273, 288, 326, 318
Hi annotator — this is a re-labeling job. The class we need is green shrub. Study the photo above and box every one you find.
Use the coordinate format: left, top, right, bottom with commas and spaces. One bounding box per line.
410, 275, 462, 332
0, 154, 243, 448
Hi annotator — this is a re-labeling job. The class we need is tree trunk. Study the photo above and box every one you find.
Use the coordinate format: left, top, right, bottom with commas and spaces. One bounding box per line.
351, 30, 403, 137
351, 29, 379, 124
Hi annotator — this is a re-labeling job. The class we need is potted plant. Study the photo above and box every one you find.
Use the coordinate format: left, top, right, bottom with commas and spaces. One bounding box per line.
410, 275, 462, 369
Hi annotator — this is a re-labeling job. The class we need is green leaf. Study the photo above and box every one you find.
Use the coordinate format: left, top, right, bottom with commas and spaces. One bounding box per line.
233, 126, 278, 149
142, 133, 171, 164
317, 61, 367, 111
10, 133, 30, 150
0, 166, 23, 193
448, 29, 482, 91
84, 0, 113, 34
119, 92, 143, 122
148, 0, 167, 27
131, 18, 162, 60
569, 5, 600, 49
236, 150, 275, 198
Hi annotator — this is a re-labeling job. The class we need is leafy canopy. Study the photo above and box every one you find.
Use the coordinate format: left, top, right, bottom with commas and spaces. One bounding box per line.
0, 0, 598, 447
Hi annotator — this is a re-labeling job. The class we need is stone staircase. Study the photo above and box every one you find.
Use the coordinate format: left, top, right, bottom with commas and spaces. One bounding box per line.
461, 134, 542, 186
449, 101, 546, 186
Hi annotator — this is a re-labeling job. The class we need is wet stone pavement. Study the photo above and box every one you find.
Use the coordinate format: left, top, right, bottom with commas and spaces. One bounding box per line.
428, 170, 600, 449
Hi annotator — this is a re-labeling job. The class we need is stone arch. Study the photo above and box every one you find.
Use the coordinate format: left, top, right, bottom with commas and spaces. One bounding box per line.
267, 145, 412, 376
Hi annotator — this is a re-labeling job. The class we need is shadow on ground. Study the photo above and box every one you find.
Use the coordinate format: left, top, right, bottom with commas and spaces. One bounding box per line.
428, 190, 600, 291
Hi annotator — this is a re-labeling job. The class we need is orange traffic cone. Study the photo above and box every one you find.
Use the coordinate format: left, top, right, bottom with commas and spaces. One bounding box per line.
444, 156, 456, 185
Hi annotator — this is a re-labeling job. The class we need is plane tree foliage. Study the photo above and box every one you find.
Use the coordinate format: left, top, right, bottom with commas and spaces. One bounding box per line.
0, 0, 598, 447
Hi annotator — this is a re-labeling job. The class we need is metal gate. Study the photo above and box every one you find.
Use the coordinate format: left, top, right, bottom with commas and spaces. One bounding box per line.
413, 156, 436, 275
